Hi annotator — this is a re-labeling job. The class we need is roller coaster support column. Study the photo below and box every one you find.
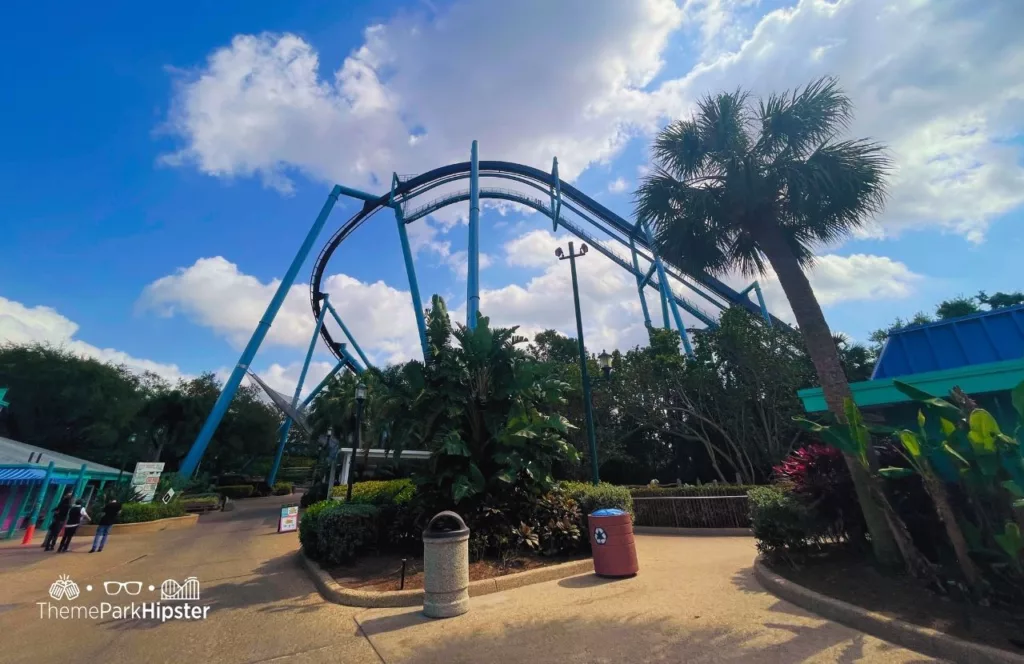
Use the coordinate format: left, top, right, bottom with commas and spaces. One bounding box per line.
640, 221, 694, 357
325, 301, 372, 370
300, 360, 345, 409
392, 175, 430, 359
739, 281, 772, 325
629, 236, 653, 328
179, 187, 342, 478
268, 293, 331, 486
466, 140, 481, 329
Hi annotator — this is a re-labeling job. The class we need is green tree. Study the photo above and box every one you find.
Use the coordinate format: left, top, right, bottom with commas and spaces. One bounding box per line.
976, 290, 1024, 310
0, 344, 145, 467
635, 77, 900, 565
935, 295, 981, 320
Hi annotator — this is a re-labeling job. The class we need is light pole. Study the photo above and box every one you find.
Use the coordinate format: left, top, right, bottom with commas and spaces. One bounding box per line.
556, 241, 600, 485
598, 350, 613, 380
346, 381, 368, 501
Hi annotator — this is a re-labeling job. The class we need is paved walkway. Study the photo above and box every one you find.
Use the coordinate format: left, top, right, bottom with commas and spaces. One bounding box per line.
0, 497, 938, 663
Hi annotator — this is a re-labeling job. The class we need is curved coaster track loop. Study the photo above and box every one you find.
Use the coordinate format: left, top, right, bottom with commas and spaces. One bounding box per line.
177, 141, 780, 481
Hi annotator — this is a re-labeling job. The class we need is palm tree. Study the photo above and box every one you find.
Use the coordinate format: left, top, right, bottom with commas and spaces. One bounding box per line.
635, 77, 901, 565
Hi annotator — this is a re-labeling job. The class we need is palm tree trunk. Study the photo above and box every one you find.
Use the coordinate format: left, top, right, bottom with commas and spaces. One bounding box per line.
755, 224, 903, 567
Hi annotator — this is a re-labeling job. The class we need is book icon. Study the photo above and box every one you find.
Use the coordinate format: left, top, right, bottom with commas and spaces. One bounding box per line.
160, 577, 200, 601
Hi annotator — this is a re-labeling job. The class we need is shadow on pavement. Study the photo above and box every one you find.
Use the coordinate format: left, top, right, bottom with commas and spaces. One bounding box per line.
379, 613, 935, 664
97, 552, 319, 631
730, 566, 766, 595
556, 574, 623, 589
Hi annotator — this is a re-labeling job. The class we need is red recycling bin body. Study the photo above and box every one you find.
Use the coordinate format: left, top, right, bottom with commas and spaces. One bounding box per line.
589, 508, 639, 577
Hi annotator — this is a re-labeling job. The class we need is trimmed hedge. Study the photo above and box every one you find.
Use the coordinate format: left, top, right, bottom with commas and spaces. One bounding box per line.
118, 501, 187, 524
217, 485, 255, 499
562, 481, 634, 518
630, 484, 759, 498
299, 500, 380, 565
272, 482, 293, 496
748, 486, 820, 563
332, 479, 415, 505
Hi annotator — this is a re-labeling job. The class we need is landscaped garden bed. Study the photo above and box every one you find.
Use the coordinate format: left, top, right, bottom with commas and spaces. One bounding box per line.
327, 551, 590, 592
750, 379, 1024, 661
764, 547, 1024, 655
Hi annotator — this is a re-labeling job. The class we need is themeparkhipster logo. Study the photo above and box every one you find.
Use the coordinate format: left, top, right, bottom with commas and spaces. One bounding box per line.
38, 574, 210, 622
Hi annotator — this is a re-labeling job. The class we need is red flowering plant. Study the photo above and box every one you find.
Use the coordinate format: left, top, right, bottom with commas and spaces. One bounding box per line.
773, 444, 865, 545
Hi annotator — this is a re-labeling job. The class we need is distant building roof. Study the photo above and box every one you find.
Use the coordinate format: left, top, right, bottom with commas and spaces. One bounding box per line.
0, 436, 122, 476
872, 305, 1024, 380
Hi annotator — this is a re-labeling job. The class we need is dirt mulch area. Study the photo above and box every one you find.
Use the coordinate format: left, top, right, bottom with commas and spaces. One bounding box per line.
767, 549, 1024, 655
329, 552, 589, 592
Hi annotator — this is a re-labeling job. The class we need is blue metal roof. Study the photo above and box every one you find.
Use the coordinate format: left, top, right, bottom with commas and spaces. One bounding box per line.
872, 304, 1024, 380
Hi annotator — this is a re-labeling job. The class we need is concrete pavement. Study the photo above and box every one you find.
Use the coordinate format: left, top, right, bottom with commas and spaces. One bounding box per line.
0, 496, 939, 663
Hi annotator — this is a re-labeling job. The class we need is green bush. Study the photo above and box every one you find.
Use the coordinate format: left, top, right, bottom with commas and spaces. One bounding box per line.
118, 501, 187, 524
563, 481, 634, 518
298, 500, 380, 566
630, 484, 758, 498
748, 486, 822, 564
333, 479, 415, 505
272, 482, 293, 496
217, 485, 255, 499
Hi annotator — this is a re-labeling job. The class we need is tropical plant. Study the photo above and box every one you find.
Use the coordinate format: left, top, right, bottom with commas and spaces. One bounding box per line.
795, 400, 937, 581
408, 296, 580, 507
774, 444, 865, 544
879, 380, 1024, 597
636, 76, 899, 565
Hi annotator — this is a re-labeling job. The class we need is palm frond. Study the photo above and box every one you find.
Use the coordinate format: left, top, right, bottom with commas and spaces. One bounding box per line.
779, 138, 890, 244
756, 76, 852, 159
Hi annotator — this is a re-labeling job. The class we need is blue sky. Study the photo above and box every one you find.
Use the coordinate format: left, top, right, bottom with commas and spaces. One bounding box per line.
1, 0, 1022, 395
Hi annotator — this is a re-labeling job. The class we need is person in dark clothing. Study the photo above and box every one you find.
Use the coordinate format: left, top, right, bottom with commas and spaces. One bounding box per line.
90, 499, 121, 552
56, 499, 89, 553
42, 491, 73, 552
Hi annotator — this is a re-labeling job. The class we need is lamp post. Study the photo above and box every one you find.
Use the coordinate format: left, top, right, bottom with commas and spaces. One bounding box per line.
346, 381, 368, 501
598, 350, 613, 380
556, 241, 600, 485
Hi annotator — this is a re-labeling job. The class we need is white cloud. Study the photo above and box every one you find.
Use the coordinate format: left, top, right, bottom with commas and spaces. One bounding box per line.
138, 256, 421, 365
0, 296, 187, 383
656, 0, 1024, 241
163, 0, 682, 189
607, 177, 630, 194
495, 229, 922, 350
725, 253, 923, 323
446, 251, 493, 280
164, 0, 1024, 243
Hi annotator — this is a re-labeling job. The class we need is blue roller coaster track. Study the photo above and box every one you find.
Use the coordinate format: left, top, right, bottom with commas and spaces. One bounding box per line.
178, 141, 783, 481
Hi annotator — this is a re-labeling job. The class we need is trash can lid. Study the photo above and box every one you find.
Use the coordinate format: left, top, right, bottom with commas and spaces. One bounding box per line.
422, 510, 470, 539
590, 508, 627, 517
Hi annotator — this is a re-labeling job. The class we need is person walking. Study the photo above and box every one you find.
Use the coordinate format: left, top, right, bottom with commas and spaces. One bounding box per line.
89, 499, 121, 553
56, 499, 90, 553
42, 490, 73, 552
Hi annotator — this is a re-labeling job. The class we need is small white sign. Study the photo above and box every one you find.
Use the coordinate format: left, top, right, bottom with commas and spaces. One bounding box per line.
130, 462, 165, 503
161, 488, 176, 505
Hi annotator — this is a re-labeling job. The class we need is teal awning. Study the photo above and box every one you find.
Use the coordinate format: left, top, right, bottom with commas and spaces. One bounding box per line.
0, 468, 77, 486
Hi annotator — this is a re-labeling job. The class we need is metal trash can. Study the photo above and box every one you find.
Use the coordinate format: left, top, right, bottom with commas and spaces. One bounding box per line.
422, 511, 470, 618
589, 508, 639, 577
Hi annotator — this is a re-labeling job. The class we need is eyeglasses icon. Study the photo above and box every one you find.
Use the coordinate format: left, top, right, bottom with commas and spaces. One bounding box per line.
103, 581, 143, 596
